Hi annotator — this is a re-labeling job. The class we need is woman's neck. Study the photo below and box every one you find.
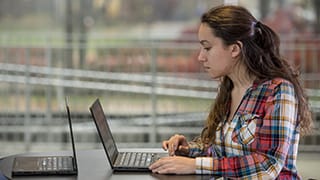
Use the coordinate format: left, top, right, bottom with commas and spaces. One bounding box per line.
228, 73, 255, 91
228, 62, 255, 90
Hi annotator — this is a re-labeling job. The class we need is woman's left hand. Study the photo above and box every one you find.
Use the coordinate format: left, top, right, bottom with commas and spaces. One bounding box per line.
149, 156, 196, 174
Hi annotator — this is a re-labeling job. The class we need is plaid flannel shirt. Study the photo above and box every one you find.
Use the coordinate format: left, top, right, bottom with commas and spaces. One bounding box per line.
188, 78, 301, 180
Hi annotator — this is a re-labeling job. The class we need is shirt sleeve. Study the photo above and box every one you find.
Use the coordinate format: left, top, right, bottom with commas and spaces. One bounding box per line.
194, 81, 299, 179
187, 136, 205, 157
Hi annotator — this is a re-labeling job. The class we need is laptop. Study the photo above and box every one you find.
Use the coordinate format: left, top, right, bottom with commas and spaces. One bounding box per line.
89, 98, 167, 172
12, 97, 78, 176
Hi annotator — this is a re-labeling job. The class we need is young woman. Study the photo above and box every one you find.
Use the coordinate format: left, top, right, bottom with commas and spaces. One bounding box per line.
149, 5, 313, 179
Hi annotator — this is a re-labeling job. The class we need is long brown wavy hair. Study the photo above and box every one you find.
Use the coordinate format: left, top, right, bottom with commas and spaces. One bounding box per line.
200, 5, 313, 144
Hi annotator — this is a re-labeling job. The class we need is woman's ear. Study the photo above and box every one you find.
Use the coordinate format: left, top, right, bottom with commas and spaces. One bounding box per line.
231, 41, 242, 58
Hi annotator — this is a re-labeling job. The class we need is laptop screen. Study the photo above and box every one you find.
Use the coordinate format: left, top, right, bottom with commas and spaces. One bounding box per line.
90, 99, 119, 165
65, 97, 78, 170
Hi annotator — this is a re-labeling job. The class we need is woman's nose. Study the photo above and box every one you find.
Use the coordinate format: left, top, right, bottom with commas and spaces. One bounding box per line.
197, 50, 206, 62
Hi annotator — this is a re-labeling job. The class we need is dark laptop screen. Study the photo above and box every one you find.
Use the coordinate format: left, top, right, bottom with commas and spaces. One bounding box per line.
90, 99, 118, 165
65, 97, 78, 170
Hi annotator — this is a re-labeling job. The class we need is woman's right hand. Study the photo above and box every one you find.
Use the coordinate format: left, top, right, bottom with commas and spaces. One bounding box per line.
162, 134, 190, 156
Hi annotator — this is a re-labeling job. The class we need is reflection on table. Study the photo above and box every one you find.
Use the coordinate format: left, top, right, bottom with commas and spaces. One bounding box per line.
0, 149, 219, 180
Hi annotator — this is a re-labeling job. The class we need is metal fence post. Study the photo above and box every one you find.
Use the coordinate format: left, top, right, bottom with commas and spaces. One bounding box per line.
24, 48, 31, 152
150, 46, 157, 145
45, 42, 53, 143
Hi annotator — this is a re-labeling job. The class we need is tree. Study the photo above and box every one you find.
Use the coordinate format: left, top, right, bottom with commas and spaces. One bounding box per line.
78, 0, 93, 69
313, 0, 320, 34
65, 0, 73, 68
259, 0, 270, 19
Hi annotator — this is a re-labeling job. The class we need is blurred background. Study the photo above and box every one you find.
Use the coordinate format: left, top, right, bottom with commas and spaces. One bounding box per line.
0, 0, 319, 175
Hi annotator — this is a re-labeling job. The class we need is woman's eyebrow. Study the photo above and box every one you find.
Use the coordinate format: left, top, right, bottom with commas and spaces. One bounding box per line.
200, 40, 210, 45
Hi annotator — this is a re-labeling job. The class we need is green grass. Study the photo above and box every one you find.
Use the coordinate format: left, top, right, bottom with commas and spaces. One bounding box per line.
0, 92, 212, 115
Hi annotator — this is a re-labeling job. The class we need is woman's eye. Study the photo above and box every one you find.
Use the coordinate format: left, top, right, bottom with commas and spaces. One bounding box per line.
204, 47, 211, 51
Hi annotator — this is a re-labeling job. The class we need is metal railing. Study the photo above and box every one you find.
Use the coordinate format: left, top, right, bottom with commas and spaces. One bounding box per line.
0, 35, 319, 156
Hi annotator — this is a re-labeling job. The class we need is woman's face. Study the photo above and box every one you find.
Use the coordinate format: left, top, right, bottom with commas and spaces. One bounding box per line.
197, 23, 238, 79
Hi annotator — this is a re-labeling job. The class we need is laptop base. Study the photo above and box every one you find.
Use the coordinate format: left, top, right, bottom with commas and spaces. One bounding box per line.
12, 156, 77, 176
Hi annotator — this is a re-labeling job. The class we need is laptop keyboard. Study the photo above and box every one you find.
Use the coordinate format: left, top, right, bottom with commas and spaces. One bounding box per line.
118, 152, 155, 167
39, 156, 73, 171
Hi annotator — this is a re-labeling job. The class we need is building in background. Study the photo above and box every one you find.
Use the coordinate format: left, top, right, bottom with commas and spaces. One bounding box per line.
0, 0, 319, 159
